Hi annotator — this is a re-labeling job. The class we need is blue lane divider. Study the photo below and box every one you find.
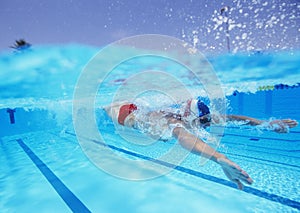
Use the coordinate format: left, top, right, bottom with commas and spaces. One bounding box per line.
16, 139, 91, 213
66, 131, 300, 210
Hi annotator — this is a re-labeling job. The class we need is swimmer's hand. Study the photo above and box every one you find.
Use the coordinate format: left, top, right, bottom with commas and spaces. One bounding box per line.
217, 157, 253, 190
269, 119, 298, 133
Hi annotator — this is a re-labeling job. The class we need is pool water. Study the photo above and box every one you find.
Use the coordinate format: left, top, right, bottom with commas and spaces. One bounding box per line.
0, 45, 300, 212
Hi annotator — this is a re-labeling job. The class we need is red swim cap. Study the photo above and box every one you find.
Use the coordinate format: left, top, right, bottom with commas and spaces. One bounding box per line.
118, 104, 137, 125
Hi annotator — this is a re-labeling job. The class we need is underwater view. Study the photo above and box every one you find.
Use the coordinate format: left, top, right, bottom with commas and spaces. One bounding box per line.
1, 0, 300, 213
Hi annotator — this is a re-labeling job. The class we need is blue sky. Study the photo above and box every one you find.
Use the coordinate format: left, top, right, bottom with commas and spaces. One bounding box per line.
0, 0, 299, 53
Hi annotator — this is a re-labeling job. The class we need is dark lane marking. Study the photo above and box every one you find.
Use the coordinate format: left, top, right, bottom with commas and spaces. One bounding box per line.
100, 124, 300, 142
215, 125, 300, 134
250, 138, 259, 141
16, 139, 91, 213
66, 131, 300, 210
221, 132, 300, 142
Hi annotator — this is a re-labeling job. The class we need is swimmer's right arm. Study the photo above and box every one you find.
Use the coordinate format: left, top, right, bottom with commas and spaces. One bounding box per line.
225, 115, 298, 133
172, 126, 253, 190
225, 115, 263, 125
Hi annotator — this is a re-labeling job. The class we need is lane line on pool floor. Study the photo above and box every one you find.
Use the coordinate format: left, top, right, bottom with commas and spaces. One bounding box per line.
66, 131, 300, 211
99, 126, 300, 153
215, 125, 300, 135
222, 132, 300, 142
221, 141, 300, 163
101, 124, 300, 142
222, 140, 300, 154
16, 139, 91, 213
223, 151, 300, 170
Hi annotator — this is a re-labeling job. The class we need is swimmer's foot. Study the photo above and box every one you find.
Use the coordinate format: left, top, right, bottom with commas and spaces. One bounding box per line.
217, 157, 253, 190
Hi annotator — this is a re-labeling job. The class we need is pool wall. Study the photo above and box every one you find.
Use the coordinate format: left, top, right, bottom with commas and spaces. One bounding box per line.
227, 87, 299, 120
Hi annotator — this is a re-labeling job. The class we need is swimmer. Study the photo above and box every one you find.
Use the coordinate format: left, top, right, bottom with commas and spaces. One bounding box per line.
104, 98, 298, 189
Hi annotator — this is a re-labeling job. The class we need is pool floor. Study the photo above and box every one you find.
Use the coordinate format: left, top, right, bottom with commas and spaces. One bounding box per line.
1, 127, 300, 213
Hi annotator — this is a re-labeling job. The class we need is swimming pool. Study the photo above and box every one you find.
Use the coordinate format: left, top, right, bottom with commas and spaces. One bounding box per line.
0, 44, 299, 212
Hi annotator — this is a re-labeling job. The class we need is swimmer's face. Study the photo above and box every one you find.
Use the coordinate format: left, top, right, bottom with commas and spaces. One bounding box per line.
193, 114, 211, 127
199, 114, 211, 124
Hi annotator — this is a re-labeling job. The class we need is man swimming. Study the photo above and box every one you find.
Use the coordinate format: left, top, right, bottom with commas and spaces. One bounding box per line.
104, 98, 298, 189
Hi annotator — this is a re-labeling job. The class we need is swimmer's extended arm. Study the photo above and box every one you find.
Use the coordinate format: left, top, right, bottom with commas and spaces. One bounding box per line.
172, 126, 253, 190
225, 115, 262, 125
223, 115, 298, 133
